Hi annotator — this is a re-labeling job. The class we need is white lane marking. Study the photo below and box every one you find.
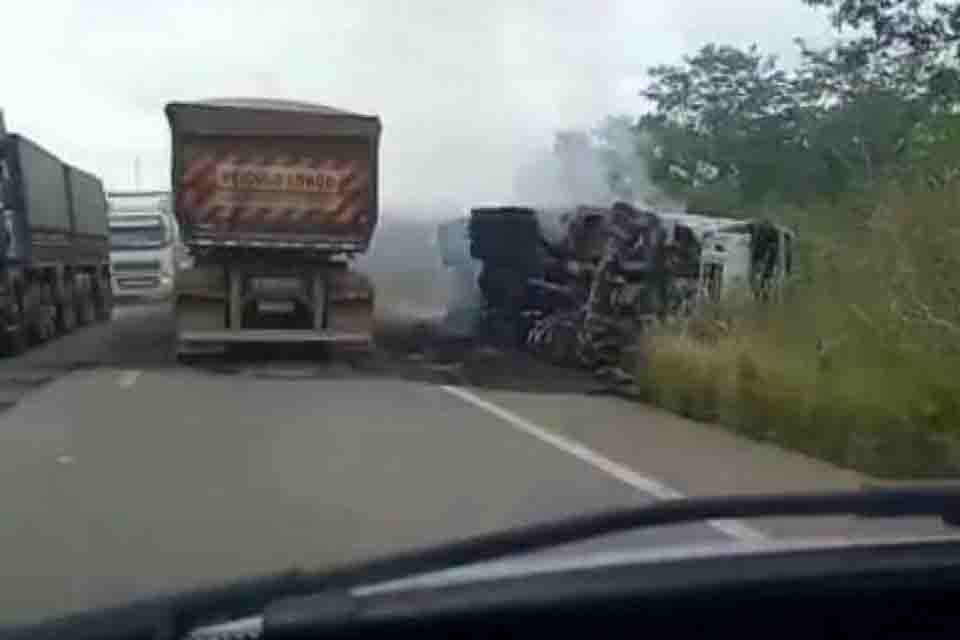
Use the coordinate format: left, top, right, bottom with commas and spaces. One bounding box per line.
116, 370, 142, 388
440, 385, 767, 545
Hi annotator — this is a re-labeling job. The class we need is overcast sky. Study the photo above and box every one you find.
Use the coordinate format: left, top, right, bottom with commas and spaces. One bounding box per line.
0, 0, 835, 215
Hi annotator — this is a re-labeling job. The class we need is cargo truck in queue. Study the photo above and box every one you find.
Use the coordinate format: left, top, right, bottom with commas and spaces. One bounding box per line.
165, 98, 380, 355
108, 190, 185, 300
0, 122, 112, 355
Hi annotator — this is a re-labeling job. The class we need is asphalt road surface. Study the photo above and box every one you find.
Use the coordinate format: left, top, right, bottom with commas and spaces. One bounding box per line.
0, 302, 949, 625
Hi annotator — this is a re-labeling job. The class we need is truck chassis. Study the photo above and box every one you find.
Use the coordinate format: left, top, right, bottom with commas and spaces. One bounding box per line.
174, 252, 373, 356
0, 258, 112, 355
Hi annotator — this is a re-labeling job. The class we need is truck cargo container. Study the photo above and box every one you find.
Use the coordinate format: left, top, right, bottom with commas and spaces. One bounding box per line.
0, 129, 112, 354
165, 98, 380, 354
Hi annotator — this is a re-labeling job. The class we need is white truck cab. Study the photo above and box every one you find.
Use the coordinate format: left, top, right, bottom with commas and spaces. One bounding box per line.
698, 230, 754, 300
659, 212, 793, 304
107, 191, 183, 300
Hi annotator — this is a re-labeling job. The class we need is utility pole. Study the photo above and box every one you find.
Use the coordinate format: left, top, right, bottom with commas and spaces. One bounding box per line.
134, 156, 142, 190
0, 108, 7, 136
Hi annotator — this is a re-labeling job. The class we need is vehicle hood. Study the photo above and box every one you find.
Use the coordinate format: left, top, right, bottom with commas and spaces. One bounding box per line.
185, 533, 960, 640
354, 533, 960, 596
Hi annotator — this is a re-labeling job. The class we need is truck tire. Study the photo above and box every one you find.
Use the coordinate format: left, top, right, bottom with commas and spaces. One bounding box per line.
56, 282, 77, 334
76, 289, 95, 326
94, 273, 113, 322
1, 325, 27, 356
548, 323, 576, 366
0, 287, 28, 357
27, 282, 57, 343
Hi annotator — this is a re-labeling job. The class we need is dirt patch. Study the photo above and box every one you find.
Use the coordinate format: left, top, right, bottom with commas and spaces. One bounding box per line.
180, 307, 605, 395
373, 308, 606, 394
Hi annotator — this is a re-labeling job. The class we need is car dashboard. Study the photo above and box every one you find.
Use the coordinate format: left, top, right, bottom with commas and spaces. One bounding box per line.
181, 538, 960, 640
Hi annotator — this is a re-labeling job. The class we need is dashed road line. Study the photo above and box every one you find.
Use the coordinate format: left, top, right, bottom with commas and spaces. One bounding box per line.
116, 369, 142, 388
440, 384, 767, 545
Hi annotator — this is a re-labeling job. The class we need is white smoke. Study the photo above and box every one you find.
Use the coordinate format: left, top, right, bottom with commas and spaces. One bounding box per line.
511, 116, 682, 210
512, 131, 611, 207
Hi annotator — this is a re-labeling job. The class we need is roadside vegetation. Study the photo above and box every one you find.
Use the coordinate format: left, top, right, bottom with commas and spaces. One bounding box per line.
553, 0, 960, 477
638, 184, 960, 477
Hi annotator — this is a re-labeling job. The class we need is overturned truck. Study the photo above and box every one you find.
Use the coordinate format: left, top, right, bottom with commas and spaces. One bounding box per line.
463, 202, 792, 370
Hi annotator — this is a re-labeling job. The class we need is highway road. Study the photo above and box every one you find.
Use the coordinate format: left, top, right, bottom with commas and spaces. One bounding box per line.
0, 302, 949, 625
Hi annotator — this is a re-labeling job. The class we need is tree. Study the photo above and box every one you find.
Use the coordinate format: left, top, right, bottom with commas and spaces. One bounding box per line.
801, 0, 960, 105
636, 44, 822, 206
803, 0, 960, 56
549, 1, 960, 211
792, 44, 925, 186
796, 0, 960, 186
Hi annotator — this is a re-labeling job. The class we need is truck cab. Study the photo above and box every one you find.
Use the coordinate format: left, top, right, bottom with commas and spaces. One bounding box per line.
108, 191, 182, 300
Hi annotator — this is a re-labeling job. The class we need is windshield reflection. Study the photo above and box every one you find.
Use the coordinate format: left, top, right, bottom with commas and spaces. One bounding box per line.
110, 225, 168, 250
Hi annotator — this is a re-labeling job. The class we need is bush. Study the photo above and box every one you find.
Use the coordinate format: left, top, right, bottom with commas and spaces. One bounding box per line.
636, 182, 960, 478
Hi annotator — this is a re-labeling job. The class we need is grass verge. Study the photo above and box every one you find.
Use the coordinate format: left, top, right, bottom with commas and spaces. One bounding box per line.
633, 184, 960, 478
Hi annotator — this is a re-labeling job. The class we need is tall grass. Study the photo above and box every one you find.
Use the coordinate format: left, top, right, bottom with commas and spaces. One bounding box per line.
637, 182, 960, 477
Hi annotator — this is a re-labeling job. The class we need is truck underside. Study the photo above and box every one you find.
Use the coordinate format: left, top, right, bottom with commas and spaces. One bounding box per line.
0, 260, 112, 355
461, 203, 793, 374
174, 250, 373, 355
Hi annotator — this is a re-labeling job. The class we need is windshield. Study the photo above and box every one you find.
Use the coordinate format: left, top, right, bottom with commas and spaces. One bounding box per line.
109, 224, 168, 249
5, 0, 960, 629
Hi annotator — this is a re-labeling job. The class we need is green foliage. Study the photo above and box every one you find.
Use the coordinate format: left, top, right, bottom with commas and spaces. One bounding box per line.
904, 111, 960, 185
802, 0, 960, 61
637, 183, 960, 478
638, 44, 806, 205
559, 1, 960, 211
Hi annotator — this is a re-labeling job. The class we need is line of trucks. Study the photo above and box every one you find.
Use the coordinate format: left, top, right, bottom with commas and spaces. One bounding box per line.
1, 98, 792, 366
0, 99, 383, 357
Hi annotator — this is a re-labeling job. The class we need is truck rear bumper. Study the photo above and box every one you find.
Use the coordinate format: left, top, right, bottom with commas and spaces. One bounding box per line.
177, 329, 372, 345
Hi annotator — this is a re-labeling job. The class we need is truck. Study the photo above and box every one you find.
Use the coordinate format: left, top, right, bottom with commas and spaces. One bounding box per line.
108, 191, 184, 300
0, 120, 112, 355
165, 98, 380, 355
465, 203, 793, 370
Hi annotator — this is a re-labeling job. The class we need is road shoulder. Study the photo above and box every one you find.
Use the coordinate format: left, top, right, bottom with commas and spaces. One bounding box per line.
438, 386, 954, 539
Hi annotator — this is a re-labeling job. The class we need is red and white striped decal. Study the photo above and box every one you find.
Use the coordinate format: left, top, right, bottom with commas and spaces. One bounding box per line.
261, 156, 314, 224
179, 150, 371, 232
333, 172, 371, 224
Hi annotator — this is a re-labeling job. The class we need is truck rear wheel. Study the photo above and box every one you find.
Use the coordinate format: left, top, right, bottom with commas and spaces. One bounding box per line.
1, 324, 27, 356
56, 283, 77, 334
0, 286, 28, 357
94, 273, 113, 322
27, 282, 57, 344
76, 288, 95, 326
